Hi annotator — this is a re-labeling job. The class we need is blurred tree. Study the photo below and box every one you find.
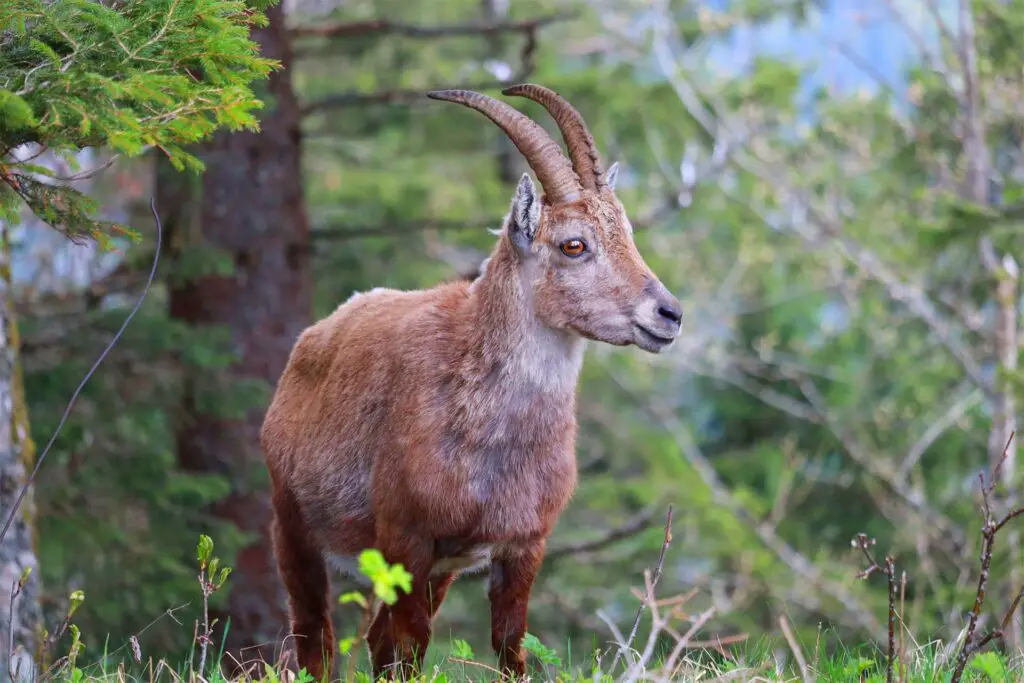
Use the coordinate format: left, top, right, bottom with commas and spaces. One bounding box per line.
0, 0, 276, 670
592, 0, 1023, 653
161, 1, 308, 665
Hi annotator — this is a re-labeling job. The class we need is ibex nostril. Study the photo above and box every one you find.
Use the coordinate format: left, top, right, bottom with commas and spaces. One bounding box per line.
658, 302, 682, 324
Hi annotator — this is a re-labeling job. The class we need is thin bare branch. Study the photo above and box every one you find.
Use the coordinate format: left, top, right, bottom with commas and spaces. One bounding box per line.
607, 368, 881, 635
609, 505, 673, 673
851, 534, 898, 683
0, 197, 163, 544
778, 614, 810, 683
301, 80, 511, 114
546, 503, 665, 563
950, 433, 1024, 683
289, 12, 573, 40
646, 27, 992, 400
897, 385, 983, 481
796, 377, 968, 559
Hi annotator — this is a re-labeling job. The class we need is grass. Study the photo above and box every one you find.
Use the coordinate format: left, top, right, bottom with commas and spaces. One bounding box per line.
25, 494, 1024, 683
22, 438, 1024, 683
34, 632, 1024, 683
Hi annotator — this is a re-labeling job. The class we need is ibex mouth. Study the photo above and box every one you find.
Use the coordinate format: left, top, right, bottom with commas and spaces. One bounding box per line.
634, 324, 676, 352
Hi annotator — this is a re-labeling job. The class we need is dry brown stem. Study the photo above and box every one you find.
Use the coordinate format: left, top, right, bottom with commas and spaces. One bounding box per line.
950, 433, 1023, 683
852, 533, 898, 683
610, 505, 674, 673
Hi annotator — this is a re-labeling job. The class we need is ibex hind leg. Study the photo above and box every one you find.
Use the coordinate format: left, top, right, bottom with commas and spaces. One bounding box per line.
271, 486, 334, 682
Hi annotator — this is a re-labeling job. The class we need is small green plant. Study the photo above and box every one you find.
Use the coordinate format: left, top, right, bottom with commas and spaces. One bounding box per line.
449, 638, 474, 661
335, 549, 413, 678
357, 549, 413, 605
968, 651, 1009, 681
523, 632, 562, 667
195, 534, 233, 678
29, 588, 87, 682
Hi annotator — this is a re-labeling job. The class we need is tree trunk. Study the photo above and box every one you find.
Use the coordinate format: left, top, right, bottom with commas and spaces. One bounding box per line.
163, 3, 311, 667
0, 222, 41, 682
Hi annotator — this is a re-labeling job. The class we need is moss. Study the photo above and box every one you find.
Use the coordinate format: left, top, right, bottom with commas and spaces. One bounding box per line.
1, 227, 37, 541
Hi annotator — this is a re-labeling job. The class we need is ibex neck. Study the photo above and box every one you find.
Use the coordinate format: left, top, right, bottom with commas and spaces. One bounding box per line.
468, 246, 585, 394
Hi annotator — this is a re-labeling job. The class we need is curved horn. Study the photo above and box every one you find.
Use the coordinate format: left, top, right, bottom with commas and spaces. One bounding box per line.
502, 83, 605, 191
427, 89, 582, 204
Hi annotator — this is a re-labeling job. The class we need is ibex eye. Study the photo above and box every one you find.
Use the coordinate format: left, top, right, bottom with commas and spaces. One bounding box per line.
559, 239, 587, 257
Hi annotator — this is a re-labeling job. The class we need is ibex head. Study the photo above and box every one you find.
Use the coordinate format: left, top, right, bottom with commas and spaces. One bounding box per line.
428, 84, 682, 353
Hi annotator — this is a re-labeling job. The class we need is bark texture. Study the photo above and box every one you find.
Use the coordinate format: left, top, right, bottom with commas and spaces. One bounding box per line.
162, 4, 311, 666
0, 224, 41, 682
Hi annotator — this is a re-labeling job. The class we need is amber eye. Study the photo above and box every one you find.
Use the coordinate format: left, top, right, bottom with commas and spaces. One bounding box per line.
559, 239, 587, 257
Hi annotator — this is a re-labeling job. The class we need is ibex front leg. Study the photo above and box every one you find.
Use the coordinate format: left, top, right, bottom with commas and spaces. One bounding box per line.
489, 541, 545, 679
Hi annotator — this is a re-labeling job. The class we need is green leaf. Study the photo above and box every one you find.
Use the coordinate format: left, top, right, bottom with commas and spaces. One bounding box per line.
969, 651, 1008, 680
197, 534, 214, 568
338, 591, 368, 609
356, 549, 412, 605
522, 633, 561, 666
450, 638, 474, 660
388, 564, 413, 595
68, 590, 85, 617
216, 567, 232, 589
357, 548, 388, 578
338, 637, 357, 655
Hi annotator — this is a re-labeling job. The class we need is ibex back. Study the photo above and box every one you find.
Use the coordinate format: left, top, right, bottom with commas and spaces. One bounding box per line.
261, 84, 682, 681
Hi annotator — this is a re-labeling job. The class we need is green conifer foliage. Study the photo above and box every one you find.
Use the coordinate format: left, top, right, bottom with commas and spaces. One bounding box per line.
0, 0, 279, 242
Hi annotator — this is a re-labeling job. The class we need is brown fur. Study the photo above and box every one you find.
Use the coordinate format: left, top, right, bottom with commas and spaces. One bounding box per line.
261, 181, 681, 680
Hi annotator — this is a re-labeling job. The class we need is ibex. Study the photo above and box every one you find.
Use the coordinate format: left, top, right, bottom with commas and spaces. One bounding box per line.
260, 84, 682, 681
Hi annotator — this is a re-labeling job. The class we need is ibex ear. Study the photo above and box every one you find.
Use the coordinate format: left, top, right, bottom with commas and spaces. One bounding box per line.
508, 173, 540, 253
604, 161, 620, 190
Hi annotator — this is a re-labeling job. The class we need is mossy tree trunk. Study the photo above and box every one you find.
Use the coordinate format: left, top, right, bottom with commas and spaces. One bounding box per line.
0, 223, 41, 682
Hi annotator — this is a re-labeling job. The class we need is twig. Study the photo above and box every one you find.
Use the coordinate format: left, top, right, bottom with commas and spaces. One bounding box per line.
622, 376, 881, 635
885, 556, 897, 683
800, 377, 967, 560
545, 503, 664, 562
46, 154, 121, 183
461, 503, 665, 585
609, 505, 673, 673
950, 433, 1024, 683
852, 534, 898, 683
75, 603, 187, 672
302, 9, 553, 117
778, 615, 810, 683
309, 196, 673, 243
345, 594, 377, 683
301, 80, 514, 114
7, 574, 24, 683
646, 28, 993, 400
658, 607, 717, 679
0, 196, 163, 544
898, 571, 907, 683
289, 13, 573, 40
196, 566, 212, 676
